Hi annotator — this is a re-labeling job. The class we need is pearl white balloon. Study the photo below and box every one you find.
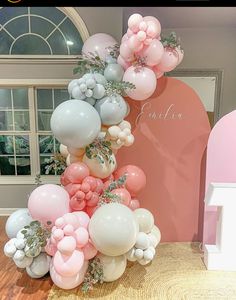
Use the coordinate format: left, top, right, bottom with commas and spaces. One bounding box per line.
93, 84, 105, 99
148, 233, 158, 248
68, 79, 79, 95
134, 248, 144, 260
71, 86, 86, 100
89, 203, 139, 256
126, 247, 137, 262
151, 225, 161, 244
5, 209, 33, 239
14, 238, 26, 250
95, 95, 127, 125
139, 258, 151, 266
26, 253, 51, 278
50, 100, 101, 148
135, 232, 150, 250
13, 249, 25, 261
143, 249, 154, 261
94, 73, 107, 85
85, 97, 96, 106
134, 208, 154, 233
59, 144, 69, 158
104, 63, 124, 82
4, 239, 17, 257
98, 254, 127, 282
13, 255, 33, 268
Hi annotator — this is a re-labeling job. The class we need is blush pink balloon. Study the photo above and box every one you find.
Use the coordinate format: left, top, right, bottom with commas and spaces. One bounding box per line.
120, 41, 135, 62
140, 39, 164, 66
62, 213, 81, 229
60, 172, 70, 186
143, 16, 161, 37
157, 47, 179, 72
57, 236, 76, 255
28, 184, 70, 225
64, 183, 81, 197
86, 193, 99, 207
64, 162, 89, 184
45, 241, 57, 256
114, 165, 146, 197
82, 242, 98, 260
53, 249, 84, 277
111, 188, 131, 206
50, 260, 88, 290
128, 13, 143, 33
95, 178, 104, 194
128, 34, 142, 51
70, 197, 86, 211
86, 206, 98, 217
82, 176, 97, 191
121, 33, 129, 43
152, 66, 164, 79
117, 55, 131, 71
72, 211, 90, 228
75, 227, 89, 248
82, 33, 117, 61
129, 198, 140, 210
123, 66, 156, 101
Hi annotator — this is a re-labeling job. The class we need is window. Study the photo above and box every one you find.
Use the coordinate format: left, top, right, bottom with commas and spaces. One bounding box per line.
0, 79, 70, 183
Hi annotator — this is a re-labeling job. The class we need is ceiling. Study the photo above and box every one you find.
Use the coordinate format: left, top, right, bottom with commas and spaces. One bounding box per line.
123, 7, 236, 28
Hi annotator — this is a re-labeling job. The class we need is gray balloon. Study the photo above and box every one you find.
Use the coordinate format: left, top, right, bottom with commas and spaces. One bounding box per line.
86, 97, 96, 106
95, 94, 127, 125
93, 84, 105, 99
94, 73, 107, 86
104, 63, 124, 82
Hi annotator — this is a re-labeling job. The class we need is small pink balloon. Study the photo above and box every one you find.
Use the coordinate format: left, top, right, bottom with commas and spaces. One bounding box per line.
53, 228, 64, 241
152, 66, 164, 79
114, 165, 146, 197
86, 193, 99, 207
57, 236, 76, 255
120, 41, 135, 62
45, 241, 57, 256
80, 182, 90, 193
137, 31, 146, 42
129, 198, 140, 210
50, 260, 88, 290
144, 38, 153, 46
62, 213, 80, 229
140, 39, 164, 66
28, 184, 70, 225
123, 66, 156, 101
82, 242, 98, 260
128, 34, 142, 51
127, 28, 134, 37
70, 197, 86, 211
143, 16, 161, 37
139, 21, 147, 31
63, 224, 74, 236
86, 206, 98, 217
55, 218, 65, 228
72, 211, 90, 228
117, 55, 131, 71
64, 183, 81, 197
53, 249, 84, 277
111, 188, 131, 206
94, 178, 104, 194
60, 172, 70, 186
64, 162, 89, 184
85, 191, 93, 200
157, 47, 179, 72
122, 33, 129, 43
75, 227, 89, 248
128, 13, 143, 33
83, 176, 97, 191
146, 23, 158, 38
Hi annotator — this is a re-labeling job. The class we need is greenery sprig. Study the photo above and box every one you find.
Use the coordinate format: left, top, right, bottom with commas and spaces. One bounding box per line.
106, 43, 120, 59
105, 81, 136, 97
44, 152, 67, 175
81, 257, 104, 292
73, 52, 107, 76
160, 31, 182, 50
85, 138, 115, 165
21, 220, 52, 257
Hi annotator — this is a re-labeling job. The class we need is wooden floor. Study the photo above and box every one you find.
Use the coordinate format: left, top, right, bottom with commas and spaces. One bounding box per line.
0, 217, 53, 300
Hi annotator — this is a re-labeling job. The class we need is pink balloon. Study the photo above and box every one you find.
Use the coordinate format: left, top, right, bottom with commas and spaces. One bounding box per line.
50, 260, 88, 290
75, 227, 89, 248
152, 66, 164, 79
82, 176, 97, 191
157, 47, 179, 72
28, 184, 70, 225
117, 55, 131, 71
72, 211, 90, 229
128, 34, 142, 51
62, 213, 80, 229
82, 242, 97, 260
114, 165, 146, 197
120, 41, 135, 62
86, 206, 98, 217
60, 172, 70, 186
53, 249, 84, 277
128, 13, 143, 33
64, 162, 89, 184
86, 193, 99, 207
121, 33, 129, 43
57, 236, 76, 255
139, 39, 164, 66
111, 188, 131, 206
143, 16, 161, 37
129, 198, 140, 210
70, 197, 86, 211
45, 241, 57, 256
82, 33, 117, 61
123, 66, 156, 101
94, 178, 104, 194
64, 183, 81, 197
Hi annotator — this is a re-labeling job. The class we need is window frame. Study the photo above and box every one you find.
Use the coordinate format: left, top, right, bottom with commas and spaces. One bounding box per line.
0, 78, 71, 185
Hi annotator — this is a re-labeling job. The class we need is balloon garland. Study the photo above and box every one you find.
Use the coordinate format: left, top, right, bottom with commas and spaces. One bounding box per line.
4, 14, 183, 292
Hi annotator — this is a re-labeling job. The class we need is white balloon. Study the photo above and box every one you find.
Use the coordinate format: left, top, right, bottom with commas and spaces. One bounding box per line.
134, 208, 154, 234
68, 79, 79, 95
4, 239, 17, 257
13, 255, 33, 268
93, 84, 105, 100
27, 253, 51, 278
134, 248, 144, 260
14, 238, 26, 250
138, 258, 151, 266
50, 100, 101, 149
85, 97, 96, 106
89, 203, 139, 256
71, 86, 86, 100
98, 254, 127, 282
135, 232, 150, 250
126, 247, 137, 262
151, 225, 161, 245
13, 249, 25, 261
5, 208, 33, 239
143, 249, 154, 261
59, 144, 69, 158
94, 73, 107, 86
148, 233, 158, 248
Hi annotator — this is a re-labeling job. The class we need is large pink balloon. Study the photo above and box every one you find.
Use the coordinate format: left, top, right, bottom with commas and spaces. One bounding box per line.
152, 65, 164, 79
82, 33, 117, 61
139, 39, 164, 66
114, 165, 146, 197
28, 184, 70, 225
64, 162, 89, 184
129, 198, 140, 211
50, 260, 88, 290
117, 55, 131, 71
120, 41, 135, 62
123, 66, 156, 101
157, 47, 179, 72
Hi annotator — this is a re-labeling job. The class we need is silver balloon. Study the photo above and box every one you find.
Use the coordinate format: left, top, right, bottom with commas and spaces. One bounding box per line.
95, 94, 127, 125
104, 63, 124, 82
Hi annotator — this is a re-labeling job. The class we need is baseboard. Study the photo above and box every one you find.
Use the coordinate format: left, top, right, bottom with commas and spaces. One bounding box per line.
0, 208, 22, 216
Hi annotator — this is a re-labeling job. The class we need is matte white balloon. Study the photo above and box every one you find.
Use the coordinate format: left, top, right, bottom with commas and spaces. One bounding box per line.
104, 63, 124, 82
27, 253, 51, 278
135, 248, 144, 260
126, 247, 137, 262
93, 84, 105, 99
135, 232, 150, 250
5, 208, 33, 239
98, 254, 127, 282
68, 79, 79, 95
148, 233, 158, 248
14, 238, 26, 250
143, 249, 154, 261
89, 203, 139, 256
50, 100, 101, 148
134, 208, 154, 233
13, 255, 33, 268
13, 249, 25, 261
151, 225, 161, 244
85, 97, 96, 106
94, 73, 107, 85
95, 95, 127, 125
4, 239, 17, 257
71, 86, 86, 100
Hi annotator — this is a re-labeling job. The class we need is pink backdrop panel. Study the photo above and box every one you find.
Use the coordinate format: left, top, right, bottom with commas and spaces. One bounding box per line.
203, 110, 236, 245
117, 77, 211, 242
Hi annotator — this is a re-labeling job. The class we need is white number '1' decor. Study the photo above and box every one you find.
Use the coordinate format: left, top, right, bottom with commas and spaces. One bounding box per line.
204, 182, 236, 271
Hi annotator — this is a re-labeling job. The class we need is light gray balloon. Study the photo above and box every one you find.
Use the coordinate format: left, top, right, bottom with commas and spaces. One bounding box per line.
95, 94, 127, 125
72, 86, 86, 100
105, 55, 117, 64
78, 78, 85, 84
85, 97, 96, 106
68, 79, 79, 95
93, 84, 105, 99
94, 73, 107, 86
86, 78, 96, 89
85, 89, 93, 98
104, 63, 124, 82
26, 253, 51, 278
79, 83, 87, 93
83, 73, 94, 81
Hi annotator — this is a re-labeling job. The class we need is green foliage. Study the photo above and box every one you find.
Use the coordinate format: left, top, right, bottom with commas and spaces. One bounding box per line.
73, 52, 107, 76
44, 152, 67, 175
85, 138, 115, 165
105, 81, 136, 97
106, 43, 120, 59
161, 31, 182, 49
81, 257, 104, 292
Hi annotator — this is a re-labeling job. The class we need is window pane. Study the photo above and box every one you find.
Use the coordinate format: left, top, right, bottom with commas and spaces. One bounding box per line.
38, 111, 52, 131
0, 156, 15, 175
39, 135, 54, 154
16, 156, 31, 175
54, 89, 69, 107
30, 7, 65, 25
40, 155, 55, 175
15, 136, 30, 155
37, 89, 53, 109
14, 111, 30, 131
31, 16, 54, 39
0, 7, 27, 25
47, 29, 68, 55
5, 16, 28, 39
0, 135, 14, 155
0, 89, 12, 109
0, 111, 13, 131
13, 89, 28, 109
